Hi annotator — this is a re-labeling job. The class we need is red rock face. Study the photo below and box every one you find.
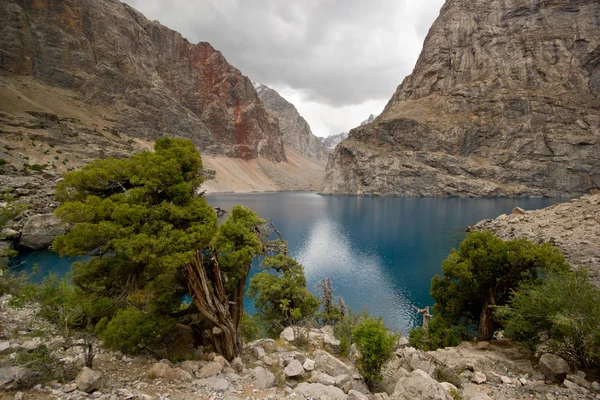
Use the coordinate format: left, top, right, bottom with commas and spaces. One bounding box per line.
0, 0, 285, 162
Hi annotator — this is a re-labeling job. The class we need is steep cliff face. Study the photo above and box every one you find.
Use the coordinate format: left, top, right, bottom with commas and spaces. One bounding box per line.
323, 0, 600, 197
255, 83, 329, 162
0, 0, 285, 162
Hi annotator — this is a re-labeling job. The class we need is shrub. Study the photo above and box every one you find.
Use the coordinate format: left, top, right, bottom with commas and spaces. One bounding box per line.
496, 268, 600, 368
0, 159, 7, 166
240, 312, 263, 342
24, 163, 45, 171
408, 315, 464, 351
100, 308, 175, 354
352, 316, 397, 388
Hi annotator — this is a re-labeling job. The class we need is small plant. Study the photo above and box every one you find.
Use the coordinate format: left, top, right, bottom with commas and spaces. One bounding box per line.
43, 150, 50, 155
352, 316, 397, 389
24, 163, 46, 171
49, 144, 55, 148
0, 159, 7, 166
55, 156, 59, 160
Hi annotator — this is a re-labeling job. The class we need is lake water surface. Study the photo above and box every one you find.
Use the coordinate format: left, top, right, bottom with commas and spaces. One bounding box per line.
14, 193, 564, 333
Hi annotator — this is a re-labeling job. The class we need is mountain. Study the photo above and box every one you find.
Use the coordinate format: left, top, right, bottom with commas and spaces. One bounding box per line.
322, 132, 349, 149
254, 83, 329, 162
360, 114, 377, 126
322, 0, 600, 197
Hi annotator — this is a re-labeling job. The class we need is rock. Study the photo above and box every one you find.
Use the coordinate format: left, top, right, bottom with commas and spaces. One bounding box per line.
263, 356, 275, 366
294, 382, 348, 399
0, 367, 32, 390
256, 83, 329, 162
563, 378, 588, 392
0, 341, 10, 354
193, 377, 230, 391
475, 341, 489, 350
316, 372, 336, 386
253, 346, 266, 359
335, 374, 352, 388
469, 395, 492, 400
566, 374, 591, 389
231, 357, 244, 373
391, 369, 452, 400
213, 355, 229, 369
147, 363, 193, 382
373, 394, 391, 400
313, 349, 352, 377
62, 383, 78, 393
396, 337, 410, 348
348, 389, 369, 400
280, 326, 296, 342
19, 214, 68, 250
179, 360, 201, 374
439, 382, 457, 393
512, 207, 526, 215
252, 367, 275, 390
322, 1, 600, 199
284, 359, 304, 378
303, 358, 315, 371
592, 381, 600, 391
472, 372, 486, 384
197, 361, 223, 378
539, 353, 570, 383
1, 228, 20, 240
13, 392, 24, 400
75, 367, 103, 393
500, 376, 513, 385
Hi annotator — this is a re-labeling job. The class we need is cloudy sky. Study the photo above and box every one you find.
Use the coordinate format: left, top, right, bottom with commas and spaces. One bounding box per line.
122, 0, 445, 137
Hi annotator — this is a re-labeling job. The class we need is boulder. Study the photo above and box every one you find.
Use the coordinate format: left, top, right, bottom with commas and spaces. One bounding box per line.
253, 346, 266, 359
252, 367, 275, 390
0, 341, 10, 354
75, 367, 102, 393
472, 371, 486, 384
19, 214, 68, 250
231, 357, 244, 373
284, 359, 305, 378
316, 372, 336, 386
348, 389, 369, 400
313, 349, 351, 377
539, 353, 569, 383
280, 326, 296, 342
294, 382, 348, 399
1, 228, 20, 240
192, 377, 230, 391
0, 367, 32, 390
566, 374, 591, 390
196, 361, 223, 378
147, 363, 193, 382
391, 369, 452, 400
303, 358, 315, 371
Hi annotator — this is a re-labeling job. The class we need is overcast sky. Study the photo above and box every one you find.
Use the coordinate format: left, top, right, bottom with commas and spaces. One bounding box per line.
122, 0, 445, 137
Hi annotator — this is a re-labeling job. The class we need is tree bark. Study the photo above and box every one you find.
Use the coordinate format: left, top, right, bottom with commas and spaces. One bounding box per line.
186, 250, 242, 360
477, 288, 496, 340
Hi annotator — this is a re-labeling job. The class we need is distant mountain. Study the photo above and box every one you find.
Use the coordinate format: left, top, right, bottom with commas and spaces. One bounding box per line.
360, 114, 377, 126
255, 83, 329, 162
322, 132, 348, 149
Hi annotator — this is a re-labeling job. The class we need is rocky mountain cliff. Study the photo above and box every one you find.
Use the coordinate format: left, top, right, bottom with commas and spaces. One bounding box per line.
255, 83, 329, 162
322, 0, 600, 197
0, 0, 284, 162
322, 132, 348, 149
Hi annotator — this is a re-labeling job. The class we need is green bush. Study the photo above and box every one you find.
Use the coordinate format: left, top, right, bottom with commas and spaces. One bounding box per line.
408, 315, 464, 351
352, 317, 397, 388
240, 312, 263, 342
339, 335, 350, 357
100, 308, 175, 354
24, 163, 46, 171
0, 158, 7, 166
496, 268, 600, 367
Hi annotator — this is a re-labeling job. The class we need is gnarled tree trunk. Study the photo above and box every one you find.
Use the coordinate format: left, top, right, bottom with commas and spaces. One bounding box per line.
477, 288, 496, 340
185, 250, 244, 360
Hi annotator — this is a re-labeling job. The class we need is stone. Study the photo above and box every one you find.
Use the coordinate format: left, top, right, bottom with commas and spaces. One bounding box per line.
500, 376, 513, 385
75, 367, 103, 393
263, 356, 275, 366
179, 360, 201, 374
0, 367, 32, 390
592, 381, 600, 391
472, 372, 486, 384
335, 374, 352, 388
62, 383, 78, 393
197, 361, 223, 378
313, 349, 352, 377
13, 392, 24, 400
0, 341, 10, 354
512, 207, 526, 215
539, 353, 570, 383
475, 341, 489, 350
567, 374, 591, 389
322, 1, 600, 199
396, 337, 410, 348
253, 346, 266, 359
280, 326, 296, 342
316, 372, 336, 386
192, 377, 230, 391
284, 359, 304, 378
147, 363, 193, 382
294, 383, 348, 399
19, 214, 68, 250
348, 389, 369, 400
470, 395, 492, 400
303, 358, 315, 371
231, 357, 244, 373
391, 369, 452, 400
564, 378, 588, 392
439, 382, 457, 393
373, 394, 391, 400
1, 228, 20, 240
252, 367, 275, 390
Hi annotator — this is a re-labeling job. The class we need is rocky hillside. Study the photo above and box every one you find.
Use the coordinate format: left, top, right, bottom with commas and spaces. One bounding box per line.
2, 297, 597, 400
255, 83, 329, 162
322, 132, 348, 149
471, 193, 600, 286
0, 0, 285, 162
322, 0, 600, 197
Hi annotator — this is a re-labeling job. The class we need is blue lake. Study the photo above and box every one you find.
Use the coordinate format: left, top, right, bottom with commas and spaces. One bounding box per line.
13, 193, 565, 333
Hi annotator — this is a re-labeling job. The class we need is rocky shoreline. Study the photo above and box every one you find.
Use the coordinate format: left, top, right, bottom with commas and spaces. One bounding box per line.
470, 193, 600, 287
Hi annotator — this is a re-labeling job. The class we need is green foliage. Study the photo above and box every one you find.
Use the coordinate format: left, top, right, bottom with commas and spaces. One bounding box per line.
248, 254, 319, 337
240, 312, 263, 342
100, 308, 175, 354
352, 316, 397, 388
496, 268, 600, 367
339, 335, 350, 357
53, 138, 217, 324
433, 367, 462, 389
430, 231, 569, 338
15, 346, 76, 384
24, 163, 45, 171
408, 315, 464, 351
0, 158, 7, 166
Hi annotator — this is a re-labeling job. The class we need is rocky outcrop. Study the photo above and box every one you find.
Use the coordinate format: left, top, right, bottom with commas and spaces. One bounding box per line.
19, 213, 68, 250
0, 0, 285, 162
255, 83, 328, 162
471, 194, 600, 285
323, 0, 600, 197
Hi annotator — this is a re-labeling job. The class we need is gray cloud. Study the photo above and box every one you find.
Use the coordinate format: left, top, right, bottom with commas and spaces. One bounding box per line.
123, 0, 444, 109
